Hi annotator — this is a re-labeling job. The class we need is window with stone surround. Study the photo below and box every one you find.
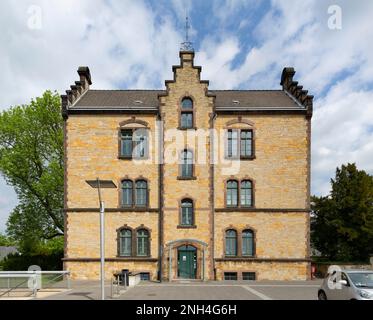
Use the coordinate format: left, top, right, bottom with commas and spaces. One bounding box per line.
119, 128, 148, 159
242, 229, 254, 257
121, 179, 149, 208
135, 180, 148, 207
180, 199, 194, 226
179, 149, 194, 179
225, 229, 237, 256
226, 129, 254, 159
136, 229, 149, 256
121, 180, 133, 207
226, 180, 238, 207
226, 179, 254, 208
119, 228, 132, 257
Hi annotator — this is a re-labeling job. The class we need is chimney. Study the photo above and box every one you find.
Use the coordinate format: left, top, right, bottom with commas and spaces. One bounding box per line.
280, 67, 295, 90
77, 66, 92, 91
281, 66, 314, 118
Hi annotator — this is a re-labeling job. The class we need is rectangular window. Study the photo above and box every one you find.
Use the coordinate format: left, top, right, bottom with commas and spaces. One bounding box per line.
181, 163, 193, 177
227, 130, 239, 158
224, 272, 238, 280
133, 131, 148, 159
227, 181, 238, 207
181, 112, 193, 129
135, 181, 147, 207
181, 207, 192, 225
137, 238, 148, 256
240, 130, 253, 157
242, 237, 253, 256
242, 272, 256, 281
140, 273, 150, 281
120, 237, 131, 256
122, 182, 133, 207
225, 238, 237, 256
120, 129, 148, 159
121, 130, 133, 157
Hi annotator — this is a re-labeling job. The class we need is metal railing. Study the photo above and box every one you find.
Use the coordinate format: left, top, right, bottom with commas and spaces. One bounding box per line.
0, 271, 70, 298
111, 273, 128, 299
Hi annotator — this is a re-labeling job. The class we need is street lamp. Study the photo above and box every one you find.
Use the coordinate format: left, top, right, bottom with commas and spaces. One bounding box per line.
86, 178, 117, 300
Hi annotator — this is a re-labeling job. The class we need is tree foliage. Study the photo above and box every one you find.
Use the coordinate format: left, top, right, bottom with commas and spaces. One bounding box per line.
0, 91, 64, 243
311, 163, 373, 261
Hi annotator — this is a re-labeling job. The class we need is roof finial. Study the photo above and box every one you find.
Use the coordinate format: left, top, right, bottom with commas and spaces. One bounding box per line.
180, 13, 193, 52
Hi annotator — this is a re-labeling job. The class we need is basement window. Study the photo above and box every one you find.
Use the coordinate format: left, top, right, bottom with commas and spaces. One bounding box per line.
140, 272, 150, 281
224, 272, 238, 281
242, 272, 256, 281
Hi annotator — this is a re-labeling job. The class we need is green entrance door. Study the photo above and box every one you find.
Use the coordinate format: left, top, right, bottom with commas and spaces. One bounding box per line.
177, 245, 197, 279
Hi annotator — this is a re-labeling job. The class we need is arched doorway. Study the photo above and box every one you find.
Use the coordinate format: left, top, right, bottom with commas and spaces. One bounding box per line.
177, 245, 197, 279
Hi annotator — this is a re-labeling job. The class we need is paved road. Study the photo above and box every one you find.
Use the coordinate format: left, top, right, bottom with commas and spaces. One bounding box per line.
38, 280, 322, 300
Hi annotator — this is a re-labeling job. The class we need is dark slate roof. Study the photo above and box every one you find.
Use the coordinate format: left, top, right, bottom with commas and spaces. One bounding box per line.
72, 90, 164, 111
210, 90, 303, 111
71, 89, 304, 111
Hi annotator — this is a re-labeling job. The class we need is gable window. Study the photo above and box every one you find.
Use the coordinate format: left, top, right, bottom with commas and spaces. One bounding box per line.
120, 129, 148, 159
225, 229, 237, 256
240, 180, 253, 207
137, 229, 149, 256
135, 180, 148, 207
180, 150, 193, 178
226, 180, 238, 207
226, 129, 254, 159
121, 180, 133, 207
180, 199, 194, 226
119, 229, 132, 257
180, 97, 194, 129
242, 229, 254, 257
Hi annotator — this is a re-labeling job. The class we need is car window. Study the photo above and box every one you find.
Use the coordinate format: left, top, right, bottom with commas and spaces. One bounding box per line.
341, 273, 349, 285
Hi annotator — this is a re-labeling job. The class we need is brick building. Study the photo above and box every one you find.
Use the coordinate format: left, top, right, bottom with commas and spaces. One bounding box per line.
61, 49, 313, 281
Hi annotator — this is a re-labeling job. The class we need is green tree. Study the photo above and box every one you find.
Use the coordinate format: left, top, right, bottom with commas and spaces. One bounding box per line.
311, 163, 373, 261
0, 91, 64, 244
0, 233, 15, 246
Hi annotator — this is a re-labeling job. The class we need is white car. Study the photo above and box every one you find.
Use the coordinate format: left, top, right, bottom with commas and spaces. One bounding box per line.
318, 269, 373, 300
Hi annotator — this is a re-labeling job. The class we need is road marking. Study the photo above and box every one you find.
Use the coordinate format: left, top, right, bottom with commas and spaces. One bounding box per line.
242, 286, 272, 300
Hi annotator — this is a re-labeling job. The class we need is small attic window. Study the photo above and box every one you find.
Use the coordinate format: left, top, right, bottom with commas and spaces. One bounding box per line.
232, 100, 240, 105
134, 100, 143, 104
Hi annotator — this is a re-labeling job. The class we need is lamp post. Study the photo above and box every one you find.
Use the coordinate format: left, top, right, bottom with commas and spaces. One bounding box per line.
86, 178, 117, 300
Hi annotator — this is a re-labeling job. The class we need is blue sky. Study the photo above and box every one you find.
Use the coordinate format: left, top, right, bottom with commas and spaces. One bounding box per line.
0, 0, 373, 233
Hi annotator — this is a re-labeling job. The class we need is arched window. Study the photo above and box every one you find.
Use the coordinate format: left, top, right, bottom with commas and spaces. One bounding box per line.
121, 180, 133, 207
137, 229, 149, 256
242, 229, 254, 256
225, 229, 237, 256
135, 180, 148, 207
181, 199, 193, 226
240, 180, 253, 207
119, 229, 132, 257
226, 180, 238, 207
181, 150, 193, 178
180, 97, 193, 129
